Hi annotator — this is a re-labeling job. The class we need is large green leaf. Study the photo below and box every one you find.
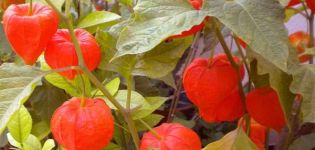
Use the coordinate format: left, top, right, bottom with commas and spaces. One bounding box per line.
290, 64, 315, 123
77, 11, 121, 33
203, 0, 289, 71
114, 0, 207, 58
29, 79, 70, 125
203, 128, 258, 150
108, 37, 192, 79
7, 106, 32, 143
106, 90, 167, 119
0, 63, 42, 135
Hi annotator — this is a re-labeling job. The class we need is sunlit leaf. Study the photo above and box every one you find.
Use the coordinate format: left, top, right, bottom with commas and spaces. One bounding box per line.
203, 128, 258, 150
7, 106, 32, 143
114, 0, 206, 58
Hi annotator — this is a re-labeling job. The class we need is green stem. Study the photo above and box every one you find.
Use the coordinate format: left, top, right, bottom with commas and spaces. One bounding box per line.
139, 119, 162, 140
213, 20, 247, 109
233, 35, 252, 91
78, 74, 87, 107
65, 0, 71, 18
166, 31, 201, 122
302, 1, 310, 19
214, 20, 251, 134
245, 114, 251, 135
28, 0, 32, 15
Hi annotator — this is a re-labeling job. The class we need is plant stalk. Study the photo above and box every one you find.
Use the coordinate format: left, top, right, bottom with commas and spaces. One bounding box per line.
28, 0, 32, 15
166, 31, 201, 122
213, 19, 250, 134
139, 119, 162, 140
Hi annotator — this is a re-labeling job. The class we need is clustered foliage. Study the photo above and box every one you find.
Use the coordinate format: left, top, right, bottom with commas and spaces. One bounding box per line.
0, 0, 315, 150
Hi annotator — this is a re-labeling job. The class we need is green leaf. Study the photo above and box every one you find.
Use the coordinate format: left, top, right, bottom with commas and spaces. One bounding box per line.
45, 72, 92, 97
290, 64, 315, 123
107, 90, 144, 110
289, 133, 315, 150
7, 106, 32, 143
31, 120, 51, 140
203, 128, 258, 150
7, 133, 42, 150
29, 79, 70, 125
94, 77, 120, 96
0, 63, 42, 135
77, 11, 121, 33
158, 73, 176, 89
133, 97, 167, 120
135, 76, 161, 96
23, 134, 42, 150
7, 133, 22, 149
107, 90, 167, 119
42, 139, 55, 150
135, 114, 164, 131
204, 0, 289, 71
108, 37, 192, 79
114, 0, 207, 58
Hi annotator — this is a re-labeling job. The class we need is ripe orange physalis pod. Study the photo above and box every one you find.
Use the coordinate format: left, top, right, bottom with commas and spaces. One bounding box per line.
167, 0, 205, 39
306, 0, 315, 12
45, 29, 101, 80
183, 54, 245, 122
286, 0, 300, 8
140, 123, 201, 150
246, 87, 286, 131
3, 2, 59, 65
289, 31, 313, 63
239, 118, 267, 150
51, 97, 114, 150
